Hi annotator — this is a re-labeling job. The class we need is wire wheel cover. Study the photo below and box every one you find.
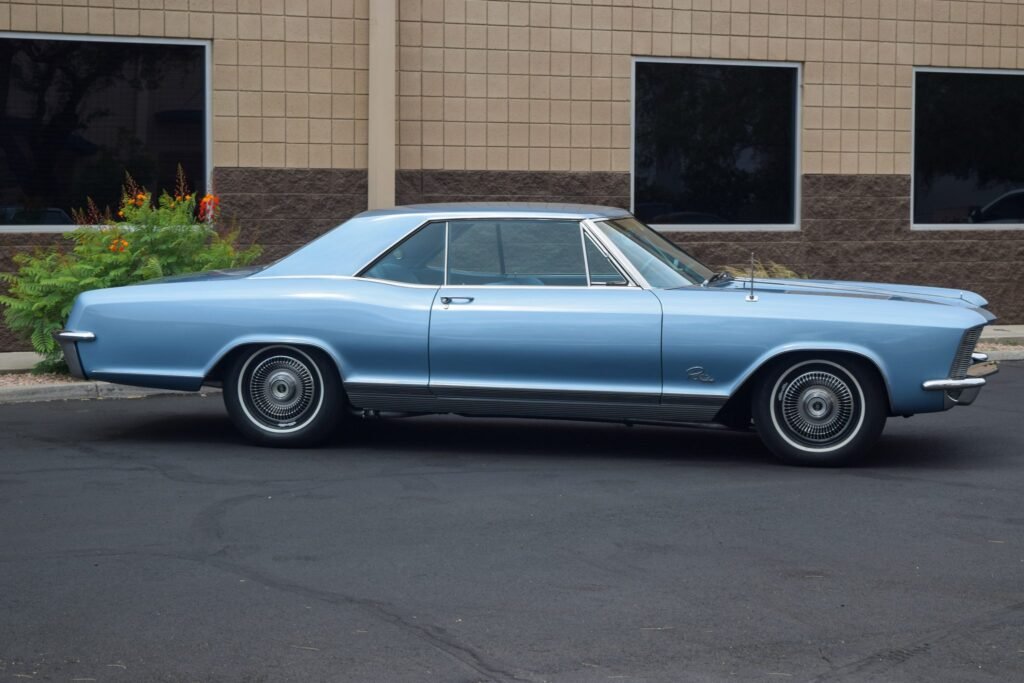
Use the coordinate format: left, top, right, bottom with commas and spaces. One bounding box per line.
244, 353, 318, 427
778, 370, 857, 445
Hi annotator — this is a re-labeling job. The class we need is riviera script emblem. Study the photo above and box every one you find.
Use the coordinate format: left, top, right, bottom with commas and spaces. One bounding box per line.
686, 366, 716, 383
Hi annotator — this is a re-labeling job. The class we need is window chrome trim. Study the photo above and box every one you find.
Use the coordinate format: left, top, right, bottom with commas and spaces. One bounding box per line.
579, 224, 592, 287
580, 222, 638, 288
630, 56, 802, 233
0, 31, 213, 234
911, 66, 1024, 231
360, 216, 635, 290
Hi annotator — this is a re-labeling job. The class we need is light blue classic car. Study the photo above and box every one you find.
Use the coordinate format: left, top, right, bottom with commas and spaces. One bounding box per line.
55, 204, 998, 465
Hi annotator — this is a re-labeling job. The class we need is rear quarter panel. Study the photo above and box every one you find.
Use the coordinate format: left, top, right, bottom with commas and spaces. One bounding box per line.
71, 277, 436, 391
655, 288, 990, 415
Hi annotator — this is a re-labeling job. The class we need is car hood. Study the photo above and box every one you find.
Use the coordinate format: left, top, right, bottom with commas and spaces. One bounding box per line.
722, 277, 990, 309
140, 266, 265, 285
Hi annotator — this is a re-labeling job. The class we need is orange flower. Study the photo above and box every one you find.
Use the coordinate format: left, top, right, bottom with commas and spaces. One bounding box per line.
198, 193, 220, 222
109, 238, 129, 253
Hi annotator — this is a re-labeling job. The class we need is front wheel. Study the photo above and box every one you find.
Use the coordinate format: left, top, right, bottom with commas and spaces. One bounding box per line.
223, 345, 342, 447
752, 356, 887, 466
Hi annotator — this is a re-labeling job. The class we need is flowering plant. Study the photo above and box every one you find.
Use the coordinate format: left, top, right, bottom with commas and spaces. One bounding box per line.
1, 168, 261, 372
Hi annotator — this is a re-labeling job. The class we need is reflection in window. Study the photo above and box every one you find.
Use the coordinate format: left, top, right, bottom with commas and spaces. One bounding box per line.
633, 60, 798, 226
0, 37, 206, 226
915, 71, 1024, 225
362, 221, 445, 285
447, 220, 587, 286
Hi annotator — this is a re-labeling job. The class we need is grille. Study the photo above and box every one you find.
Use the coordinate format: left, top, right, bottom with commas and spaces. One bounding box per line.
950, 327, 982, 379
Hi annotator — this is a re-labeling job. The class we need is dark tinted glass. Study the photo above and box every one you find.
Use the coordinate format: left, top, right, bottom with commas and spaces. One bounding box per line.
914, 71, 1024, 224
0, 38, 205, 225
362, 221, 445, 285
447, 220, 586, 286
633, 61, 798, 225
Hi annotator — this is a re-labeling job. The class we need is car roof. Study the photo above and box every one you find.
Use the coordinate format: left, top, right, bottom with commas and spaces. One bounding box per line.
258, 202, 633, 279
357, 202, 632, 221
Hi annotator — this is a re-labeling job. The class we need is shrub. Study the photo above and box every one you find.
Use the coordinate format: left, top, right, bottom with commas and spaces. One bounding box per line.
0, 171, 261, 373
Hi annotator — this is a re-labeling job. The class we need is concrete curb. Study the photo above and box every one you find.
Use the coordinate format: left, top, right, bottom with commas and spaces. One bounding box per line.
984, 350, 1024, 362
0, 382, 221, 405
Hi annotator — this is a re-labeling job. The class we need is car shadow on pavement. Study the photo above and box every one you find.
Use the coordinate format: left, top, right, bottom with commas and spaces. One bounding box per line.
101, 396, 1002, 470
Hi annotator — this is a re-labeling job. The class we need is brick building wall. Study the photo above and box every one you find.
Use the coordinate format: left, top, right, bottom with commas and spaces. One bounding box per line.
2, 0, 1023, 351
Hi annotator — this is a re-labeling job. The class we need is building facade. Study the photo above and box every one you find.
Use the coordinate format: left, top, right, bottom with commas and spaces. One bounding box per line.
2, 0, 1023, 352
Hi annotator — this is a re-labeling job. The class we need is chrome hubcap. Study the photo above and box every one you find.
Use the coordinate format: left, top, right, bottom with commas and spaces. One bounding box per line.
245, 354, 317, 427
779, 370, 856, 445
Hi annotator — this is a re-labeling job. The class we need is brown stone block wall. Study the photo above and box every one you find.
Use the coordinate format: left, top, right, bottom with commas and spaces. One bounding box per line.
397, 170, 630, 208
214, 167, 368, 262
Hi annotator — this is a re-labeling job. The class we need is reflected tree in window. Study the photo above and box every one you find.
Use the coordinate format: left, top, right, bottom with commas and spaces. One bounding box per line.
0, 38, 205, 225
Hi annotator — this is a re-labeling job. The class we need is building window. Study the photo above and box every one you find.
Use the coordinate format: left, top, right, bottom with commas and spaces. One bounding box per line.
632, 58, 799, 230
914, 69, 1024, 227
0, 35, 207, 228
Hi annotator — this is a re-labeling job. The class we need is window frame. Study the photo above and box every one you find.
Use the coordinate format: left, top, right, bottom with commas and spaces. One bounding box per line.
0, 31, 213, 234
911, 65, 1024, 231
631, 56, 802, 234
357, 217, 639, 289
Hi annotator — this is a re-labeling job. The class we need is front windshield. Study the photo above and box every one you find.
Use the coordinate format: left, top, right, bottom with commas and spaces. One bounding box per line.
593, 217, 714, 288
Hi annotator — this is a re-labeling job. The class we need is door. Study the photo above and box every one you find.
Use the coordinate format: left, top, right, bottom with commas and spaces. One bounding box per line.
428, 219, 663, 404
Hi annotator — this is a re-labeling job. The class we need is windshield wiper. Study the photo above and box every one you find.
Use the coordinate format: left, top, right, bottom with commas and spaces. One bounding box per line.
701, 270, 734, 287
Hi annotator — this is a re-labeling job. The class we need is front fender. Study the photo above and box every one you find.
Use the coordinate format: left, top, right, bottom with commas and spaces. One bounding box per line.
733, 342, 897, 411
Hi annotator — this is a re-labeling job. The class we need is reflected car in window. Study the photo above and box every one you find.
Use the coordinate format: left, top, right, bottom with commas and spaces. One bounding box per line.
968, 189, 1024, 224
55, 204, 999, 466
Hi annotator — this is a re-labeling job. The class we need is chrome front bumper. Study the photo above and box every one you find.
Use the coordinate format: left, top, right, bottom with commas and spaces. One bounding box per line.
922, 353, 999, 408
52, 330, 95, 379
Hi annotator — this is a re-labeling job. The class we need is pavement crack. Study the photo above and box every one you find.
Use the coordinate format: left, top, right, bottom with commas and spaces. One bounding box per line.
202, 555, 539, 683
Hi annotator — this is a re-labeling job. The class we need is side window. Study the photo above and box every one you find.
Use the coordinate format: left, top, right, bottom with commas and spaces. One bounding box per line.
362, 222, 445, 285
584, 234, 629, 286
447, 220, 587, 286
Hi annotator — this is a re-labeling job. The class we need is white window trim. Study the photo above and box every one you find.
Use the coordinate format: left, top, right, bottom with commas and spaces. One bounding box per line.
912, 65, 1024, 231
631, 56, 802, 233
0, 31, 212, 234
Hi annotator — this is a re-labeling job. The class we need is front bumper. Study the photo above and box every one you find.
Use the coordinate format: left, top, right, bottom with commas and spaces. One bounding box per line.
922, 354, 999, 408
52, 330, 95, 379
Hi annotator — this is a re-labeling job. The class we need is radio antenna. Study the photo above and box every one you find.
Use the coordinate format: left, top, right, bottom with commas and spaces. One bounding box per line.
745, 252, 758, 302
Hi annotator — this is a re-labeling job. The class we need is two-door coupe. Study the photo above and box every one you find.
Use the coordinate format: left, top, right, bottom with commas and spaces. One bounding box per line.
55, 204, 999, 465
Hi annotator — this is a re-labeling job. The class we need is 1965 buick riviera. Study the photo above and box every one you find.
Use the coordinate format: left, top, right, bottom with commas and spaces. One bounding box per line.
55, 204, 998, 465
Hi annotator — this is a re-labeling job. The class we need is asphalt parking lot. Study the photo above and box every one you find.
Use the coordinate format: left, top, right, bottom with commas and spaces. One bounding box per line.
1, 362, 1022, 682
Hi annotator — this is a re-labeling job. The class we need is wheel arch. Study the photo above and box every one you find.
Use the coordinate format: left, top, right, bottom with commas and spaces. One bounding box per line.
202, 337, 346, 386
717, 347, 895, 425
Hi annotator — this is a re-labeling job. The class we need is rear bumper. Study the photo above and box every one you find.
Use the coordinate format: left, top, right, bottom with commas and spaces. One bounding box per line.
52, 330, 95, 379
922, 356, 999, 408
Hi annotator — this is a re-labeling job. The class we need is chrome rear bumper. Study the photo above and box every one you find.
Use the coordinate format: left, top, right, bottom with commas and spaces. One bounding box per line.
922, 358, 999, 408
52, 330, 95, 379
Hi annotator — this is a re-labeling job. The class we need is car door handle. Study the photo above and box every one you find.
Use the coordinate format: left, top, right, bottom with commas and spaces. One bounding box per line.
440, 296, 474, 305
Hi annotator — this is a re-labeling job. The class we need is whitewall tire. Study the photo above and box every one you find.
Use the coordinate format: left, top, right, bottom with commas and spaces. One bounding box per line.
752, 356, 887, 466
224, 345, 342, 447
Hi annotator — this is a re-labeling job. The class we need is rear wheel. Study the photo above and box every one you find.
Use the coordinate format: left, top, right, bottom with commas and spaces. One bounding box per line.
223, 345, 342, 447
752, 356, 887, 466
